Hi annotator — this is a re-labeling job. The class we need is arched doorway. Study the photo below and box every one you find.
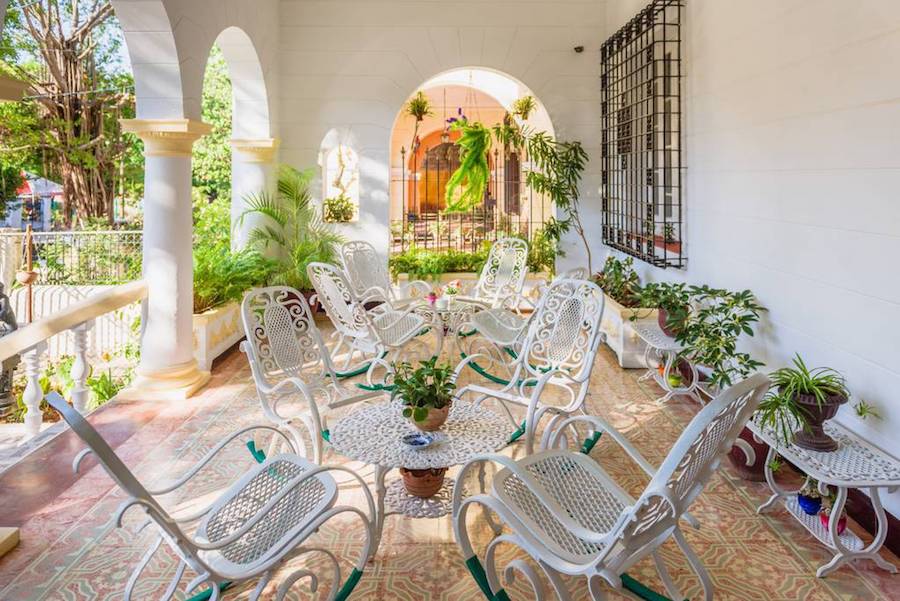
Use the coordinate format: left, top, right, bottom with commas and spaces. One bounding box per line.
389, 68, 555, 255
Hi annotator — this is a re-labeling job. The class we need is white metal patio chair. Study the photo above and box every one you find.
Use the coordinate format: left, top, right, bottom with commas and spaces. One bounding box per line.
452, 373, 770, 601
240, 286, 380, 464
46, 392, 374, 601
466, 267, 592, 354
455, 237, 530, 310
339, 239, 431, 310
307, 261, 441, 387
454, 278, 606, 455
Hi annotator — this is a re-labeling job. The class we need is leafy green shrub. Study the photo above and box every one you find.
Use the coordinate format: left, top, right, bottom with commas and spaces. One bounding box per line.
193, 246, 275, 313
389, 247, 490, 280
592, 256, 641, 306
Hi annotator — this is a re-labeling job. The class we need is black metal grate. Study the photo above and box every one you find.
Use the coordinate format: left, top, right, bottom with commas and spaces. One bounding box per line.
600, 0, 685, 268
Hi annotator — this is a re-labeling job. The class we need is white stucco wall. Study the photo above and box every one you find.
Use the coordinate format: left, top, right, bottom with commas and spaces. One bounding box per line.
605, 0, 900, 516
276, 0, 608, 269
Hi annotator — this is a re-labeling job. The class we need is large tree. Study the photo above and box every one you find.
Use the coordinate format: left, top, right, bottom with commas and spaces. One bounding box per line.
0, 1, 138, 226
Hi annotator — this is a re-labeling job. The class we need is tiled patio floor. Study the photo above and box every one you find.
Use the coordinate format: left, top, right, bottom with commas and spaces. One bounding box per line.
1, 326, 898, 600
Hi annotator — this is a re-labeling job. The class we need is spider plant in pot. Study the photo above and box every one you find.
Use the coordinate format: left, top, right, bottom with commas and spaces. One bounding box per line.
797, 478, 823, 516
391, 358, 456, 432
756, 354, 850, 452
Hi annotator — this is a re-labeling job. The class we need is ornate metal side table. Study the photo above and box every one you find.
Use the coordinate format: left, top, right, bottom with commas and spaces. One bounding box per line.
329, 397, 509, 557
412, 299, 482, 356
748, 418, 900, 577
631, 321, 703, 404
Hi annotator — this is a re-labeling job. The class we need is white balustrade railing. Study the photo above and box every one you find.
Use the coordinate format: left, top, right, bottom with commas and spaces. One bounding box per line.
0, 280, 148, 438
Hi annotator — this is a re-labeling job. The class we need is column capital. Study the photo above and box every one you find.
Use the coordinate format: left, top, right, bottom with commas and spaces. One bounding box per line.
120, 118, 212, 157
231, 138, 279, 163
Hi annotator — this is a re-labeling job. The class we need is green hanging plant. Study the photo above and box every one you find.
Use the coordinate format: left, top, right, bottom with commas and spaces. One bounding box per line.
444, 118, 491, 213
511, 95, 537, 121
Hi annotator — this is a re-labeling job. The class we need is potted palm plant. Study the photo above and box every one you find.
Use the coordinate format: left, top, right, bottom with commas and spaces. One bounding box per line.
756, 354, 850, 452
238, 165, 345, 310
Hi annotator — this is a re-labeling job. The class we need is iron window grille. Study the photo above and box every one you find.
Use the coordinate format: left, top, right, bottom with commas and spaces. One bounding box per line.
600, 0, 685, 268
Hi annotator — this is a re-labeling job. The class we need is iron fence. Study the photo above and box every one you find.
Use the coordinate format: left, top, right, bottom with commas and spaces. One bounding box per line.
391, 140, 551, 254
1, 230, 143, 285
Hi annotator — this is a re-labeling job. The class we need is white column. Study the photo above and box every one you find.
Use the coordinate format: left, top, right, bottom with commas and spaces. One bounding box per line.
231, 138, 279, 249
118, 119, 212, 401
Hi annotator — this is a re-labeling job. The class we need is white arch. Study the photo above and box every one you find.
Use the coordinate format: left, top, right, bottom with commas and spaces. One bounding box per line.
214, 26, 271, 139
110, 0, 184, 118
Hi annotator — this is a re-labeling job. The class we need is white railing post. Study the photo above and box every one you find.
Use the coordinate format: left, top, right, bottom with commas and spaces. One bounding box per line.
70, 320, 93, 413
21, 341, 46, 438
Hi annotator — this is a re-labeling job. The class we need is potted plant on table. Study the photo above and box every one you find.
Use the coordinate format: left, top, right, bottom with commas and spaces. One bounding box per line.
755, 354, 850, 452
797, 478, 823, 516
392, 358, 456, 432
392, 358, 457, 498
820, 492, 848, 535
632, 282, 691, 338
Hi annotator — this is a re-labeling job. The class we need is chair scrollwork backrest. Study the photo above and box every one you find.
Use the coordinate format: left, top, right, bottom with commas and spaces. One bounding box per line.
615, 373, 770, 554
241, 286, 336, 387
306, 262, 375, 341
340, 240, 392, 301
473, 237, 529, 307
519, 278, 606, 380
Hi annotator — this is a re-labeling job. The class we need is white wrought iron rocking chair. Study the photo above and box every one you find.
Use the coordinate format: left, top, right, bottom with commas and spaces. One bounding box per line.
240, 286, 380, 464
47, 392, 374, 601
452, 373, 770, 601
307, 261, 441, 387
340, 239, 431, 310
454, 278, 606, 455
455, 237, 531, 310
467, 267, 592, 354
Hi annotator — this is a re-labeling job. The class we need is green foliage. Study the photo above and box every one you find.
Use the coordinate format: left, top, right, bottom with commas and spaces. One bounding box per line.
192, 194, 274, 312
405, 91, 433, 122
192, 45, 232, 202
193, 246, 275, 313
444, 118, 492, 213
388, 247, 489, 281
631, 282, 692, 333
854, 399, 881, 421
511, 95, 537, 121
238, 165, 344, 291
525, 228, 556, 274
593, 256, 641, 306
391, 357, 456, 422
675, 286, 766, 391
323, 192, 355, 223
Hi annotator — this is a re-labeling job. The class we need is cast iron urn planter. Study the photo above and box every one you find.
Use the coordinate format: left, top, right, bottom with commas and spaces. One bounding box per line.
793, 393, 848, 452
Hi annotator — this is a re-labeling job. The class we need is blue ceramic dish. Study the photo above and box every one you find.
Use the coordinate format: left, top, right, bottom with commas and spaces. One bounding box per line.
401, 432, 435, 450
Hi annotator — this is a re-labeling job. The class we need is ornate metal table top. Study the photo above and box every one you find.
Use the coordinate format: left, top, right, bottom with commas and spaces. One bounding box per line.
631, 321, 682, 352
330, 398, 509, 470
748, 417, 900, 488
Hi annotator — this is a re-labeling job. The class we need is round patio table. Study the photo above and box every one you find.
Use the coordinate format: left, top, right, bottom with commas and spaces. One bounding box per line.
412, 298, 482, 357
329, 396, 509, 556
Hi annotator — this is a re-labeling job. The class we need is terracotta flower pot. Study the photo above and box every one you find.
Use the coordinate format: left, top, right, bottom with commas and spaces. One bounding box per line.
793, 393, 847, 452
15, 270, 38, 286
657, 308, 675, 337
400, 467, 447, 498
408, 404, 450, 432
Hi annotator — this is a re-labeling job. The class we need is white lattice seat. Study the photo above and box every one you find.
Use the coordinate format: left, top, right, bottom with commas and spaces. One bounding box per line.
492, 450, 631, 564
469, 308, 528, 346
372, 310, 427, 346
340, 240, 431, 309
198, 454, 337, 579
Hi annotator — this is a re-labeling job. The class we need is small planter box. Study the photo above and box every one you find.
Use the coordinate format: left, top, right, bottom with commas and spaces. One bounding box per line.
600, 294, 658, 368
193, 301, 244, 371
